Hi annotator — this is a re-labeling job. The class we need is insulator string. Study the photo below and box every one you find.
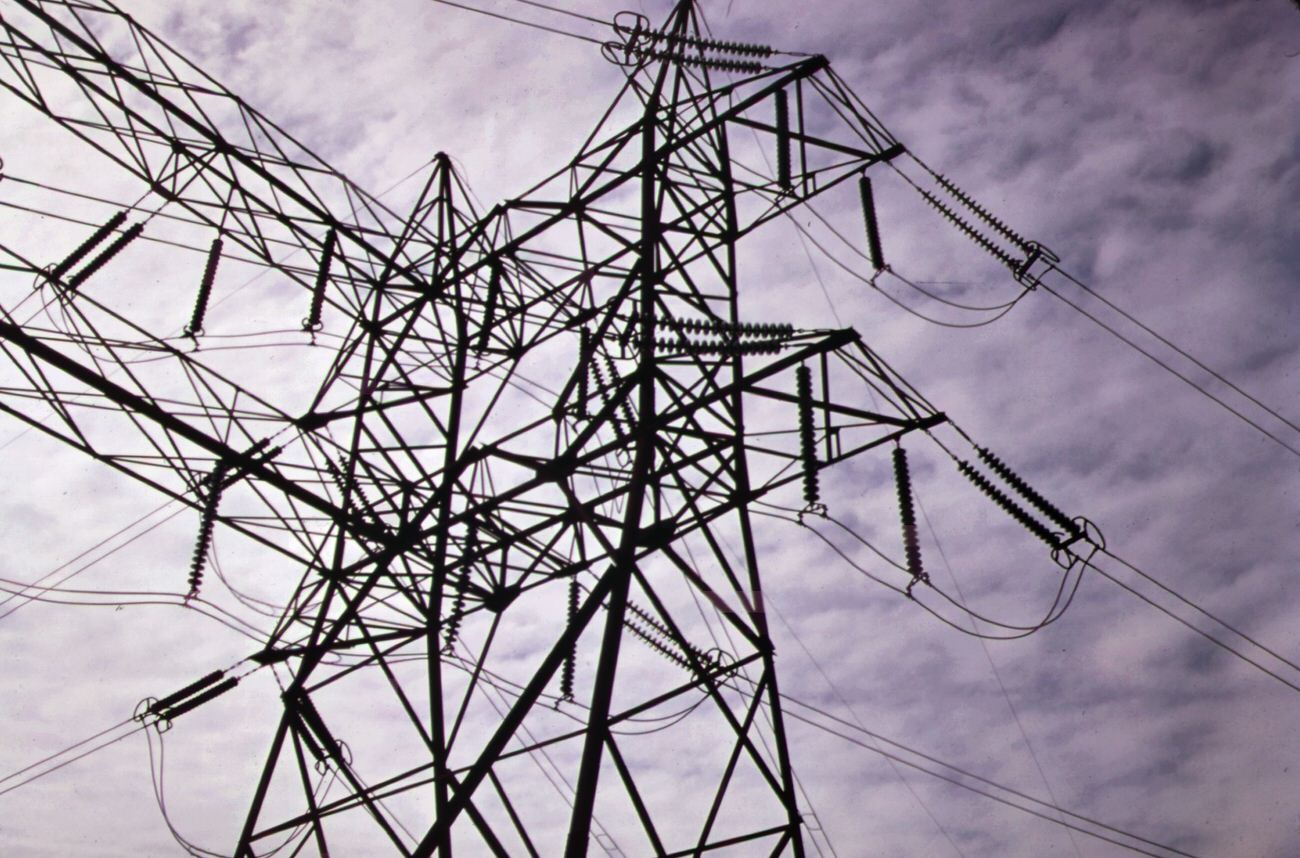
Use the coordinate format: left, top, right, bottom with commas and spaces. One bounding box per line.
957, 459, 1060, 550
302, 228, 335, 332
797, 365, 820, 507
185, 237, 223, 337
65, 222, 143, 290
976, 447, 1080, 539
186, 462, 227, 600
893, 446, 927, 597
859, 176, 885, 272
49, 210, 127, 280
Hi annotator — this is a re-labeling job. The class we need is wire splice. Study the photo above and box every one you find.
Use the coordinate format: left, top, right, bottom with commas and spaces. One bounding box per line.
576, 328, 590, 418
185, 237, 223, 337
775, 89, 792, 191
65, 221, 143, 290
50, 210, 127, 280
797, 365, 820, 507
976, 447, 1081, 539
893, 446, 928, 596
859, 176, 885, 272
957, 459, 1061, 550
303, 228, 335, 332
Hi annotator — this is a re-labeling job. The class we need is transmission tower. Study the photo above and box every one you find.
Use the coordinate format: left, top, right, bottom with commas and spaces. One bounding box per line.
0, 1, 1099, 854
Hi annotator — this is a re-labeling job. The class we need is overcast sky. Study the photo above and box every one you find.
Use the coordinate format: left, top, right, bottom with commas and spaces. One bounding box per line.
2, 0, 1300, 855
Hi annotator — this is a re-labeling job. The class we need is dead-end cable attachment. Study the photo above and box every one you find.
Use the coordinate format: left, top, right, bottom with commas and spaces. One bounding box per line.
136, 669, 240, 731
611, 11, 775, 59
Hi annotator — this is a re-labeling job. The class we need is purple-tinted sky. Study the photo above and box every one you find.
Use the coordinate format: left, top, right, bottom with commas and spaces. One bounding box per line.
1, 0, 1299, 855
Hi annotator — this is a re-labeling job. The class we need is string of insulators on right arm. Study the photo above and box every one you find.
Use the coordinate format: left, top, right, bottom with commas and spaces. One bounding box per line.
49, 210, 127, 280
185, 237, 222, 337
933, 173, 1029, 251
892, 446, 928, 596
65, 221, 143, 290
797, 365, 820, 506
476, 260, 502, 352
975, 447, 1081, 539
146, 670, 239, 722
957, 459, 1061, 550
187, 461, 228, 599
444, 523, 477, 652
920, 190, 1016, 270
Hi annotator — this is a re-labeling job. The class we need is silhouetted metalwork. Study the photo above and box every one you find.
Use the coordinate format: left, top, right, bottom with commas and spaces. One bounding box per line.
0, 1, 1098, 854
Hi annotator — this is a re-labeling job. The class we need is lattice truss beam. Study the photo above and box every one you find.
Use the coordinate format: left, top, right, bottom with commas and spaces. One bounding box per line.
0, 1, 1093, 856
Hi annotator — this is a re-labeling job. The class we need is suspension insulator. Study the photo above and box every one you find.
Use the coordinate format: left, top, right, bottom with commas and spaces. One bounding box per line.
797, 365, 820, 506
559, 577, 578, 700
934, 173, 1028, 251
442, 570, 468, 653
50, 210, 127, 280
185, 237, 223, 337
187, 462, 227, 599
476, 260, 502, 352
576, 328, 590, 418
65, 221, 143, 290
303, 228, 335, 331
146, 670, 225, 717
976, 446, 1081, 539
589, 358, 627, 446
775, 89, 792, 192
893, 446, 927, 595
604, 356, 636, 431
957, 459, 1060, 550
859, 176, 885, 272
155, 676, 239, 722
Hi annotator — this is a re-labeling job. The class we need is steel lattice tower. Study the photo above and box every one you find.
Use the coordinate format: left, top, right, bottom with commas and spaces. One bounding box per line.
0, 1, 1095, 854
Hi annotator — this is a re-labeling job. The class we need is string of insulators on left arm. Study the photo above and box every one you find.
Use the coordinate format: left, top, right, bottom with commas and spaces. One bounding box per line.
187, 460, 228, 599
797, 365, 820, 507
893, 446, 928, 597
146, 669, 239, 723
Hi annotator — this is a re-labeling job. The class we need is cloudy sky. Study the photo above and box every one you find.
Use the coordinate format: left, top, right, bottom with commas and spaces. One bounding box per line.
1, 0, 1299, 855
